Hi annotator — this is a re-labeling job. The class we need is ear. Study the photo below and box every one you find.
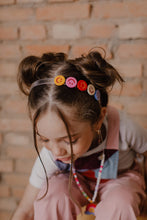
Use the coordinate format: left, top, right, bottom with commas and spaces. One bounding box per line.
95, 107, 107, 130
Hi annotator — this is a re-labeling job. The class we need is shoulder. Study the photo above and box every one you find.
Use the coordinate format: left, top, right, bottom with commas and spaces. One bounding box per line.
107, 106, 145, 134
117, 108, 147, 153
29, 147, 59, 188
118, 109, 145, 135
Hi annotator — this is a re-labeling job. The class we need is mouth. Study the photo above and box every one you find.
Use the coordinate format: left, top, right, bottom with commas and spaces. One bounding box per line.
57, 156, 71, 162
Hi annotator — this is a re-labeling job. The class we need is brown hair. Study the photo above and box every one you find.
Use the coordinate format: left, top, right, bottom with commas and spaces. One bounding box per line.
17, 50, 124, 200
18, 51, 124, 121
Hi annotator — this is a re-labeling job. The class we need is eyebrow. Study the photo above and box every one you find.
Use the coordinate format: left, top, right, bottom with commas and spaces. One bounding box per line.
36, 131, 79, 140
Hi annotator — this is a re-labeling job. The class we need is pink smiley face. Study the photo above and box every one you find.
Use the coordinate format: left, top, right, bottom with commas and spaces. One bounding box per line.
66, 77, 77, 88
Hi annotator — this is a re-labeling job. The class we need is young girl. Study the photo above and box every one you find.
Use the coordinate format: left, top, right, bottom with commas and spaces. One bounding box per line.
12, 51, 147, 220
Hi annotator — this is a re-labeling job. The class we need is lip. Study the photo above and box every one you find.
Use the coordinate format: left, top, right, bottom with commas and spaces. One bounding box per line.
57, 156, 71, 162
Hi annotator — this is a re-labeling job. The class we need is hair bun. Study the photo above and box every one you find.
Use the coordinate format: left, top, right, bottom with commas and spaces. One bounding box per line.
41, 52, 67, 63
76, 51, 124, 90
17, 52, 67, 95
18, 56, 42, 95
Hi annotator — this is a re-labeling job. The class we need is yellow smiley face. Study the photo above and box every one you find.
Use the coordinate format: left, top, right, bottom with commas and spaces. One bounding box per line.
54, 75, 65, 86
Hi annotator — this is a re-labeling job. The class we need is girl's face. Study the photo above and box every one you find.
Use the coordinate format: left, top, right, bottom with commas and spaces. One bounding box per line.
36, 106, 105, 163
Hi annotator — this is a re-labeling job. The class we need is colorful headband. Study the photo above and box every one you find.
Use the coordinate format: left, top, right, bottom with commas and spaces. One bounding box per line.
30, 76, 100, 102
54, 75, 100, 101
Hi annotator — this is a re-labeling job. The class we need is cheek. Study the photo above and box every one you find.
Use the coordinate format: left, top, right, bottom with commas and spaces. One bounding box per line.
43, 143, 50, 151
73, 137, 93, 155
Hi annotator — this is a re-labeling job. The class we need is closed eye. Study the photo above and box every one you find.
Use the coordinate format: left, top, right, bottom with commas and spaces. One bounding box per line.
42, 139, 49, 143
38, 137, 49, 143
36, 130, 49, 143
64, 138, 78, 145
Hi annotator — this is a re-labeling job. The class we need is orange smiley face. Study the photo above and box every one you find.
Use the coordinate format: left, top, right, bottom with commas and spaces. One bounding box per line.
54, 75, 65, 86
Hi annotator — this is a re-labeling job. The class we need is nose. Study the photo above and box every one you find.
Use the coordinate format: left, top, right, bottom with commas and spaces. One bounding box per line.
51, 142, 67, 157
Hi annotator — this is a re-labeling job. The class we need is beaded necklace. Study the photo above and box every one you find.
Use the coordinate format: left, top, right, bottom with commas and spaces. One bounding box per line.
72, 151, 105, 216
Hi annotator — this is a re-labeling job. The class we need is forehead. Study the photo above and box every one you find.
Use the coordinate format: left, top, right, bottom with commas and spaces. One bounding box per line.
36, 106, 91, 139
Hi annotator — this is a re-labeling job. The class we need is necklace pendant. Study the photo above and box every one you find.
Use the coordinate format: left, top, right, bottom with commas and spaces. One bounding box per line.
85, 203, 96, 216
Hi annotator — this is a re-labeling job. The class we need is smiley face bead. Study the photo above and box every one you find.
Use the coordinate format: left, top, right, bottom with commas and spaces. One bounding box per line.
66, 77, 77, 88
87, 84, 95, 96
54, 75, 65, 86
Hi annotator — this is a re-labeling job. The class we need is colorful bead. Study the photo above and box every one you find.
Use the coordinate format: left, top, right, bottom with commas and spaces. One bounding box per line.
72, 150, 105, 215
85, 203, 96, 216
54, 75, 65, 86
53, 75, 100, 102
94, 90, 101, 101
66, 77, 77, 88
87, 84, 95, 96
77, 80, 87, 91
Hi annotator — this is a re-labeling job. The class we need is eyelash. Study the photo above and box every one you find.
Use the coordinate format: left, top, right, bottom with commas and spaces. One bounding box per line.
39, 138, 78, 144
64, 139, 78, 145
39, 138, 49, 143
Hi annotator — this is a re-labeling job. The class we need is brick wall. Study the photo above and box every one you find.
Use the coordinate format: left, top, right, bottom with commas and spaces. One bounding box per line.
0, 0, 146, 219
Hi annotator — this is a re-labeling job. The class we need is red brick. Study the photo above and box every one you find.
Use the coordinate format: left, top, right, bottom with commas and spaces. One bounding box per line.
72, 45, 93, 57
0, 198, 17, 211
0, 0, 14, 5
11, 187, 25, 200
36, 4, 90, 21
0, 62, 17, 78
3, 99, 27, 114
127, 102, 147, 115
6, 146, 36, 159
121, 81, 142, 96
0, 45, 21, 59
0, 185, 10, 197
127, 1, 147, 18
92, 2, 147, 18
0, 8, 33, 21
3, 173, 29, 187
4, 133, 30, 147
111, 81, 142, 97
71, 45, 112, 59
111, 62, 142, 78
0, 160, 13, 173
0, 118, 32, 132
49, 0, 74, 2
118, 23, 147, 39
0, 81, 18, 95
0, 133, 2, 145
85, 23, 116, 38
20, 25, 46, 40
143, 79, 147, 93
24, 44, 69, 56
15, 159, 34, 173
117, 44, 147, 59
52, 24, 80, 39
0, 27, 18, 40
0, 211, 12, 220
17, 0, 43, 2
144, 63, 147, 77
